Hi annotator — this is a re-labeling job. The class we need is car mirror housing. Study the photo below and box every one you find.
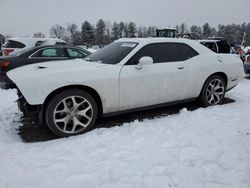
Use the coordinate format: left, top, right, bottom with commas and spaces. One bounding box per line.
135, 56, 153, 70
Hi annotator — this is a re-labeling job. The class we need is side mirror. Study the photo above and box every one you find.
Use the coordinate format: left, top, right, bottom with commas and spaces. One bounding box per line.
135, 56, 153, 70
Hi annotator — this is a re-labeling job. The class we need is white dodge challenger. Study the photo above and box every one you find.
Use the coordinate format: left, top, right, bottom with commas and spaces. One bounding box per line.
7, 38, 244, 137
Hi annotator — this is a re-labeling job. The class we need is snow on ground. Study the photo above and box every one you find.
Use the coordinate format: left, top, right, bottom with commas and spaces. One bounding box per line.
0, 80, 250, 188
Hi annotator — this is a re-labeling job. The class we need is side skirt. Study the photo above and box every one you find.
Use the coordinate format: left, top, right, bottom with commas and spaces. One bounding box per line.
102, 98, 198, 118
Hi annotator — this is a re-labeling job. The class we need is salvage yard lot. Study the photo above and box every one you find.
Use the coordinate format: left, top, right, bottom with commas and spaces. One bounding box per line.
0, 79, 250, 188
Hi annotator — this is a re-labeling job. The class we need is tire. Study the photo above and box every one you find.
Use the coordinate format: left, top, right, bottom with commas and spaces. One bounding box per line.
200, 75, 226, 107
45, 89, 98, 137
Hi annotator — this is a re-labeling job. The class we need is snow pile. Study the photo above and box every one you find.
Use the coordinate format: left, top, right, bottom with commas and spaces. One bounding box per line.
0, 80, 250, 188
0, 89, 21, 143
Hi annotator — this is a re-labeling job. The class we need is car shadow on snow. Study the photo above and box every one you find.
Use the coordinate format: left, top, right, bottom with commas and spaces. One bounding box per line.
18, 98, 235, 143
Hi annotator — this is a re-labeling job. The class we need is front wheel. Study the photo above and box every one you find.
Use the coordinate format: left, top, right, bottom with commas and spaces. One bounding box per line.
45, 89, 98, 137
200, 75, 226, 107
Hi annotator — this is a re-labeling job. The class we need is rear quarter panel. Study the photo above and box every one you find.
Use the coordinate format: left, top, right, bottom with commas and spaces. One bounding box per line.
184, 53, 244, 99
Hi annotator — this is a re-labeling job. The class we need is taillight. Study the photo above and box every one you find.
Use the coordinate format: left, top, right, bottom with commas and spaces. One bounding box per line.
4, 49, 14, 56
0, 61, 10, 69
247, 56, 250, 61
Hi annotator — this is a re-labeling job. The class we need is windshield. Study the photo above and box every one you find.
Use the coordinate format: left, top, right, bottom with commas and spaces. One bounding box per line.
84, 42, 138, 64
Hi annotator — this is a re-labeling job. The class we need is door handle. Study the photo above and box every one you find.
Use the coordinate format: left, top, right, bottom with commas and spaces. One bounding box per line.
177, 66, 184, 70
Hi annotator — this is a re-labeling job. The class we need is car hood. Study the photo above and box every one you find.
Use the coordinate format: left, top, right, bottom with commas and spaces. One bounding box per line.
7, 59, 109, 81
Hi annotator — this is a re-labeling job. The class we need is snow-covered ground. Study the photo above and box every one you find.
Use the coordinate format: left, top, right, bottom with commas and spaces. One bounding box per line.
0, 79, 250, 188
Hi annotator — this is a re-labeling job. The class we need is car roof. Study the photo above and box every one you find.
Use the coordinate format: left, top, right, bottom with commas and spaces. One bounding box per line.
7, 37, 65, 42
198, 39, 220, 43
29, 44, 92, 51
117, 37, 188, 44
116, 37, 213, 54
6, 37, 67, 46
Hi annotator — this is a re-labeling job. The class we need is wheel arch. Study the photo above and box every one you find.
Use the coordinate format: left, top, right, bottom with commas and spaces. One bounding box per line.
199, 72, 228, 96
43, 85, 103, 117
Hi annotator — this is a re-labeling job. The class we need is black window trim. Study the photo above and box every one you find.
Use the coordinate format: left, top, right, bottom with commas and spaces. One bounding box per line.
125, 42, 199, 65
216, 40, 231, 53
29, 47, 68, 59
66, 47, 91, 58
176, 43, 199, 60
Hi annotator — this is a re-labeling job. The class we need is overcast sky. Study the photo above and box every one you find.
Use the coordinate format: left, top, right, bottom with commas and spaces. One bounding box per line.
0, 0, 249, 37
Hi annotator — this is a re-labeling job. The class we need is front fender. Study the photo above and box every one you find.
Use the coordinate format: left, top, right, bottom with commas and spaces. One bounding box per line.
7, 63, 121, 114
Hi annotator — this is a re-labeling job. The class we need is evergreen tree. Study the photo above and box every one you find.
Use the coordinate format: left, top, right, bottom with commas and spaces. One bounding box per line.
190, 25, 202, 34
124, 23, 129, 38
118, 22, 125, 38
95, 19, 106, 44
81, 21, 95, 45
105, 20, 112, 44
112, 22, 120, 40
202, 23, 212, 38
128, 22, 137, 37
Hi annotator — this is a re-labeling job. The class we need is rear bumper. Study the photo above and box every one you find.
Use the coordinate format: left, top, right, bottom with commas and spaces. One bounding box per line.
0, 72, 15, 89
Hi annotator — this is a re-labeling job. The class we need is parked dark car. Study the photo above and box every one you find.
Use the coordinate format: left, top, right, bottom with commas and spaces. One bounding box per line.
0, 45, 91, 89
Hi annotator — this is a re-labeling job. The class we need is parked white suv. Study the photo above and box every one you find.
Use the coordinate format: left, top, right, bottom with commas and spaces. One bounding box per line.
2, 37, 68, 56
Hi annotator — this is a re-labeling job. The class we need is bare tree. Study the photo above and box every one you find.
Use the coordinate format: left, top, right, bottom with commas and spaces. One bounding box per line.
33, 32, 45, 38
50, 24, 66, 39
67, 23, 81, 45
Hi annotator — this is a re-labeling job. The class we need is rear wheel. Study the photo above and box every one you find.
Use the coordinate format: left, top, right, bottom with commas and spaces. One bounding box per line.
200, 75, 226, 107
45, 89, 98, 137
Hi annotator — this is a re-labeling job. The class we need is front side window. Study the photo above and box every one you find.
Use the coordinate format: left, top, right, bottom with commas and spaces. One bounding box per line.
67, 48, 90, 58
32, 48, 66, 58
127, 43, 185, 65
84, 42, 138, 64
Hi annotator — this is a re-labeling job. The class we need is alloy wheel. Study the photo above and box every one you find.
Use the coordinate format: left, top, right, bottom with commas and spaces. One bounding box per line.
205, 79, 225, 105
53, 96, 93, 134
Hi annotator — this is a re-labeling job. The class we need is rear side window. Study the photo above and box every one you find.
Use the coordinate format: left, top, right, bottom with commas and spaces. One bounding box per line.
217, 41, 230, 53
176, 43, 199, 60
200, 42, 217, 53
3, 40, 25, 48
32, 48, 66, 57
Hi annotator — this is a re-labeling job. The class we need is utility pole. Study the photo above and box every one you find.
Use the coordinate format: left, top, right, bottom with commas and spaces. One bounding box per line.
241, 32, 246, 46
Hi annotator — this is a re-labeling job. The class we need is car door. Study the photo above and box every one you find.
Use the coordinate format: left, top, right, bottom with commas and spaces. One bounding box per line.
119, 43, 189, 111
28, 47, 69, 64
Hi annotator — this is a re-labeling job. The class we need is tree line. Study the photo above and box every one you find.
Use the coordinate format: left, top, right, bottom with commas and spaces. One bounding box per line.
33, 20, 250, 46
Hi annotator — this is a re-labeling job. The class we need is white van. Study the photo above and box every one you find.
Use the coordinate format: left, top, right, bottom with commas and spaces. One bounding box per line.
2, 37, 68, 56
